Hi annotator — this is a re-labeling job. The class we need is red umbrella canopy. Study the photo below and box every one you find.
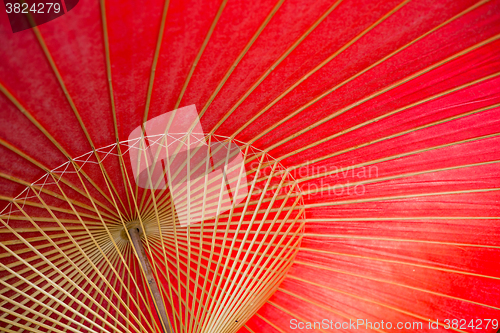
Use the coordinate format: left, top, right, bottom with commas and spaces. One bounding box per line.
1, 0, 500, 332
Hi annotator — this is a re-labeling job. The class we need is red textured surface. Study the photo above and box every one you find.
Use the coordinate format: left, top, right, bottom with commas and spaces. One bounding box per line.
1, 0, 500, 332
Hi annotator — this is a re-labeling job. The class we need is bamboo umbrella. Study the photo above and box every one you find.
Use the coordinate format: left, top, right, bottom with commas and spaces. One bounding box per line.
1, 0, 500, 332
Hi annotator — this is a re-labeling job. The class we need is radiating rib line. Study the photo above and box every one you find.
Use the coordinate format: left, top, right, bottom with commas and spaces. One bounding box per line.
195, 155, 274, 333
303, 187, 500, 209
211, 207, 305, 333
232, 0, 411, 140
30, 26, 130, 220
277, 74, 500, 162
236, 0, 490, 144
142, 0, 170, 124
290, 261, 500, 312
0, 171, 118, 220
253, 313, 287, 333
0, 258, 114, 333
143, 0, 288, 212
187, 135, 215, 333
147, 236, 294, 283
218, 239, 300, 333
174, 0, 228, 109
1, 242, 122, 324
0, 235, 101, 277
117, 150, 178, 333
297, 249, 500, 280
0, 195, 115, 223
134, 0, 172, 229
7, 201, 136, 333
0, 306, 72, 333
285, 275, 460, 332
268, 158, 500, 200
0, 244, 121, 332
57, 165, 159, 332
209, 0, 344, 134
302, 233, 500, 249
99, 0, 134, 220
134, 127, 179, 333
244, 33, 500, 168
191, 150, 265, 333
0, 319, 42, 333
206, 173, 301, 333
198, 0, 287, 119
206, 174, 297, 332
290, 131, 500, 183
196, 143, 254, 332
29, 185, 148, 330
0, 137, 119, 219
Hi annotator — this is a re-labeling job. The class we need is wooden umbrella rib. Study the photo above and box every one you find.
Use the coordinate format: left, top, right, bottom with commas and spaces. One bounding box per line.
0, 319, 46, 333
158, 135, 190, 332
265, 158, 500, 200
304, 187, 500, 209
29, 185, 152, 329
0, 247, 118, 333
30, 26, 130, 219
302, 159, 500, 197
57, 167, 160, 333
0, 137, 120, 219
7, 202, 137, 333
116, 148, 177, 333
174, 0, 228, 110
131, 135, 180, 332
0, 84, 125, 219
194, 152, 269, 333
235, 0, 488, 143
205, 168, 292, 331
135, 0, 171, 211
266, 300, 330, 333
0, 171, 119, 221
201, 176, 295, 332
142, 0, 170, 124
191, 143, 251, 333
255, 35, 500, 158
0, 280, 107, 333
277, 74, 500, 163
288, 265, 500, 312
198, 0, 287, 119
99, 0, 134, 220
232, 0, 410, 140
209, 0, 344, 135
291, 131, 500, 183
0, 195, 115, 222
241, 33, 500, 170
277, 288, 393, 333
302, 234, 500, 250
0, 306, 69, 333
0, 216, 104, 226
209, 207, 304, 333
297, 251, 500, 280
253, 130, 500, 186
254, 313, 292, 333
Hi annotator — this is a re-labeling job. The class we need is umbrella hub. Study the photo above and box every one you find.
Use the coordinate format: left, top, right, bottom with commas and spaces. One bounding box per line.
120, 220, 146, 240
